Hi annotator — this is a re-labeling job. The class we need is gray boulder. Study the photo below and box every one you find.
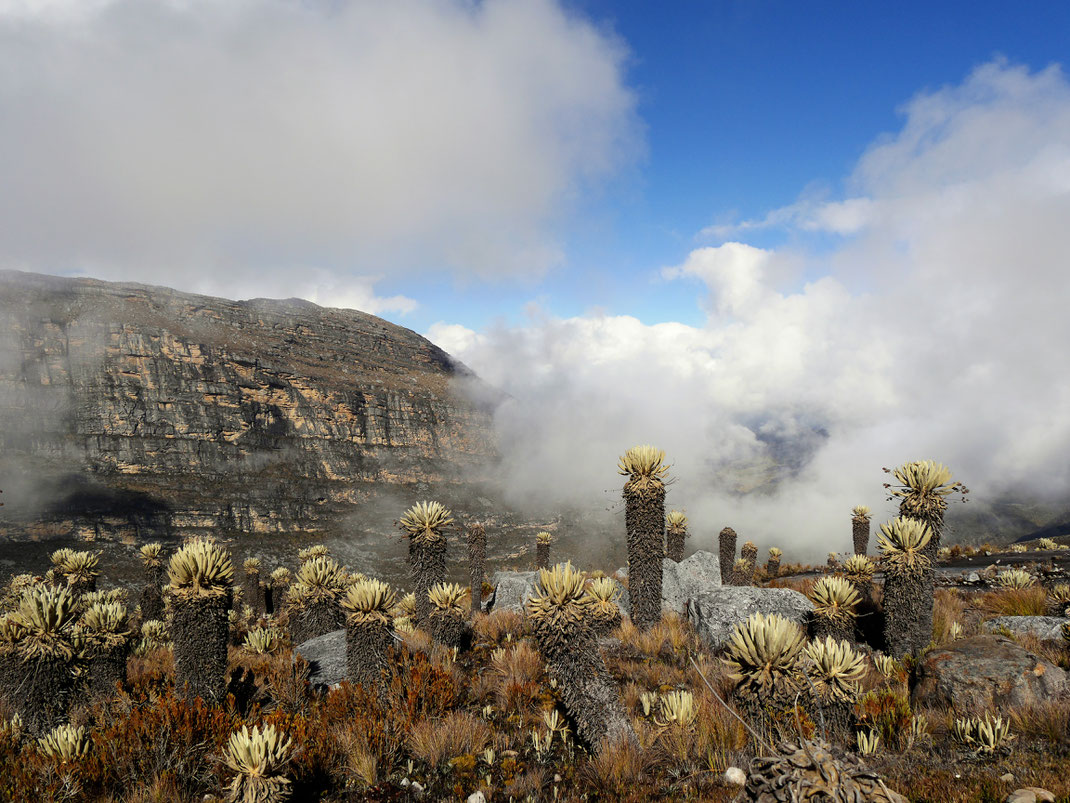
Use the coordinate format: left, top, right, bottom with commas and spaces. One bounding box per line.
982, 616, 1066, 642
662, 551, 722, 613
618, 550, 723, 618
486, 571, 539, 614
294, 628, 346, 688
490, 551, 723, 619
686, 587, 813, 649
912, 635, 1069, 712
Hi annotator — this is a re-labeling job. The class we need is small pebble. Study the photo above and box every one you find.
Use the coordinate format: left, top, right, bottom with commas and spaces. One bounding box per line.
467, 792, 487, 803
724, 767, 746, 786
1001, 773, 1015, 783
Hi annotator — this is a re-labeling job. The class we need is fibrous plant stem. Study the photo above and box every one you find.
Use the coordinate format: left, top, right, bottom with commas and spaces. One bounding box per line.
467, 522, 486, 617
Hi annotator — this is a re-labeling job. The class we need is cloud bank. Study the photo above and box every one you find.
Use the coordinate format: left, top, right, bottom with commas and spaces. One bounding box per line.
0, 0, 639, 310
431, 60, 1070, 558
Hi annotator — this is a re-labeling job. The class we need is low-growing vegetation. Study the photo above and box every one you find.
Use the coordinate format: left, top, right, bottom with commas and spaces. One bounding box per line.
1, 456, 1069, 801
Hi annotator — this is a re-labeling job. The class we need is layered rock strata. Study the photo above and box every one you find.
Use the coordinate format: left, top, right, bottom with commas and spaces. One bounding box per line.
0, 271, 496, 540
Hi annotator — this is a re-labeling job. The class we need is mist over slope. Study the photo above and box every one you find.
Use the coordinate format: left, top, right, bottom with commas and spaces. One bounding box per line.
0, 271, 498, 541
433, 62, 1070, 560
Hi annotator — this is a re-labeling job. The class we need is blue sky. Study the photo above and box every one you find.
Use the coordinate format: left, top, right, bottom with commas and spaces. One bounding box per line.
3, 0, 1070, 553
380, 0, 1070, 331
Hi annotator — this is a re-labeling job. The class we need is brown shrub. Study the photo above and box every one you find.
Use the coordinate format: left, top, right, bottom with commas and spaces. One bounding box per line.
854, 688, 913, 751
78, 687, 236, 800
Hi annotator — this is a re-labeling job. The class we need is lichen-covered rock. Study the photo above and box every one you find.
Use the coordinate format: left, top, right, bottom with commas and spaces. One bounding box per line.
486, 571, 539, 614
295, 628, 346, 689
911, 635, 1069, 713
981, 616, 1066, 642
736, 739, 907, 802
687, 587, 813, 649
661, 551, 722, 613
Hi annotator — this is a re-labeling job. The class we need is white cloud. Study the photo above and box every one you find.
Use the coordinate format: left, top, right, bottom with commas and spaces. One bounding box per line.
0, 0, 639, 309
432, 60, 1070, 559
699, 197, 874, 239
660, 243, 774, 318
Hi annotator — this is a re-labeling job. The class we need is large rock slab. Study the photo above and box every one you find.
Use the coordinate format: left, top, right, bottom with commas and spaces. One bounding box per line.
911, 635, 1070, 713
686, 587, 813, 648
982, 616, 1066, 642
661, 551, 722, 613
295, 629, 346, 688
486, 571, 539, 613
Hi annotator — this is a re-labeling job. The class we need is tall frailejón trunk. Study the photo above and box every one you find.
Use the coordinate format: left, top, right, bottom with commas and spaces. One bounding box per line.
625, 483, 665, 631
852, 518, 869, 556
467, 522, 486, 617
172, 593, 230, 703
719, 528, 737, 586
410, 536, 446, 627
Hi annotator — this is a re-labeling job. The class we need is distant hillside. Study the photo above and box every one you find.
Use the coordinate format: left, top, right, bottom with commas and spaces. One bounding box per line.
0, 271, 499, 541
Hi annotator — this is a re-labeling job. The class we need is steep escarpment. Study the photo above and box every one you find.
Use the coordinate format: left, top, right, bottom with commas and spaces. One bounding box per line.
0, 271, 498, 540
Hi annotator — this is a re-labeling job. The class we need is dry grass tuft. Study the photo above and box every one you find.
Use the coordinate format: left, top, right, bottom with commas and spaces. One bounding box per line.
978, 585, 1047, 617
767, 576, 815, 595
617, 613, 697, 661
492, 641, 545, 714
407, 711, 492, 770
932, 589, 969, 644
581, 735, 650, 797
472, 609, 524, 645
1008, 697, 1070, 746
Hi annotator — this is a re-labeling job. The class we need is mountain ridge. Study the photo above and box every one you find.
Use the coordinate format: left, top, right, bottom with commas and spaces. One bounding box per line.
0, 270, 499, 541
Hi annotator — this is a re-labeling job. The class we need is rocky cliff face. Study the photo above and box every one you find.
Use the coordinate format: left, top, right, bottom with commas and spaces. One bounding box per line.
0, 271, 498, 541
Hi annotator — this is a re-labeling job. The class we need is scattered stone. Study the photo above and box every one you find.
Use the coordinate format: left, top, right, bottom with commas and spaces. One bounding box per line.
912, 635, 1069, 713
485, 571, 539, 613
724, 767, 746, 786
687, 586, 813, 648
410, 781, 425, 797
467, 792, 487, 803
982, 616, 1066, 642
1000, 773, 1015, 783
294, 629, 346, 688
965, 572, 981, 584
1005, 788, 1055, 803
